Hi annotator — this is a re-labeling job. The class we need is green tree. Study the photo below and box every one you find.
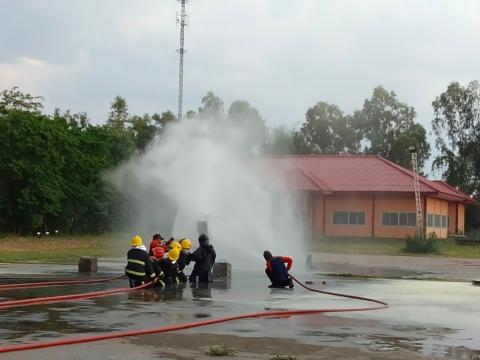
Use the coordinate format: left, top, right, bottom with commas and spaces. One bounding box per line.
107, 95, 129, 129
227, 100, 268, 153
198, 91, 224, 121
355, 86, 430, 169
432, 80, 480, 197
128, 114, 158, 152
295, 101, 360, 155
0, 86, 44, 113
264, 126, 296, 155
0, 111, 70, 233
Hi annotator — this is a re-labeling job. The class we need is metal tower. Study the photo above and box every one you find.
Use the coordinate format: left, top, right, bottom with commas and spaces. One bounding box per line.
176, 0, 188, 121
409, 147, 424, 238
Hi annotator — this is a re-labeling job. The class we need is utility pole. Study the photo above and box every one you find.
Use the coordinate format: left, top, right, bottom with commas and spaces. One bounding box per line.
409, 146, 424, 238
177, 0, 188, 121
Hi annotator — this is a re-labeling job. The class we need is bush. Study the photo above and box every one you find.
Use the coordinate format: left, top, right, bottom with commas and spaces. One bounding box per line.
206, 344, 236, 357
404, 233, 440, 253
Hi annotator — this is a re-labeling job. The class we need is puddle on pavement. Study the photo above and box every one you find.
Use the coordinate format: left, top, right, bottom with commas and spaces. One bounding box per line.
0, 268, 479, 359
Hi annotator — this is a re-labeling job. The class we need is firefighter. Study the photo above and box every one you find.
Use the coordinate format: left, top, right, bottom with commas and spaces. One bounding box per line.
188, 234, 216, 283
125, 235, 156, 288
263, 250, 294, 288
159, 247, 181, 286
149, 233, 164, 256
177, 238, 192, 283
150, 246, 166, 287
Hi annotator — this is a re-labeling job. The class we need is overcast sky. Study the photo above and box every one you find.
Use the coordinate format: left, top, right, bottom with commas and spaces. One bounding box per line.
1, 0, 479, 168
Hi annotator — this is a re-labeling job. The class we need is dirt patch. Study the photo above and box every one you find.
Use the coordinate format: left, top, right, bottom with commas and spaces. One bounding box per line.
128, 332, 431, 360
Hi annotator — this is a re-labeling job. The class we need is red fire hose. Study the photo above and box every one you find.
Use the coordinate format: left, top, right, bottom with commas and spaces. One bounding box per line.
0, 274, 387, 354
0, 275, 125, 291
0, 280, 151, 310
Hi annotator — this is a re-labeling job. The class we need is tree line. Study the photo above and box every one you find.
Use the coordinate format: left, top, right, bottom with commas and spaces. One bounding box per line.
0, 82, 479, 235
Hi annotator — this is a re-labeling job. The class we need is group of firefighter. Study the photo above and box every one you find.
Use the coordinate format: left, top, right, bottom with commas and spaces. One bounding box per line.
125, 233, 216, 288
125, 232, 295, 289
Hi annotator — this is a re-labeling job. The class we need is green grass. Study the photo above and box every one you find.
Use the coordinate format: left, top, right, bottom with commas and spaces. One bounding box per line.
206, 344, 236, 357
0, 234, 126, 263
309, 236, 480, 259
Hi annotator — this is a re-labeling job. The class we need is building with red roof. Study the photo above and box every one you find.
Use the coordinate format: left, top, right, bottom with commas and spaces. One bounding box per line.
260, 155, 474, 239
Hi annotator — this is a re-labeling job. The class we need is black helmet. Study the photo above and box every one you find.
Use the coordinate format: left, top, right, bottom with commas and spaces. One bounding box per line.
152, 234, 163, 240
263, 250, 272, 260
198, 234, 209, 245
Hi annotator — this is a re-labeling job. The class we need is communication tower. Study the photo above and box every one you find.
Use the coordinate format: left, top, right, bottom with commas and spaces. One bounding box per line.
176, 0, 188, 121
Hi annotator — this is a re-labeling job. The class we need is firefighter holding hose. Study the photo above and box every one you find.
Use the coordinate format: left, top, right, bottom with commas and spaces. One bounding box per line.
125, 235, 156, 288
263, 250, 294, 288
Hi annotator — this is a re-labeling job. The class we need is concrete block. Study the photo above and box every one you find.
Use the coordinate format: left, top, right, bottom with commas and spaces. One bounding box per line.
78, 256, 98, 273
212, 262, 231, 279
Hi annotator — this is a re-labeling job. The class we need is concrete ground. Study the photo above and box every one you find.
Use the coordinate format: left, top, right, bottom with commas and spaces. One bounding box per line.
311, 253, 480, 281
0, 259, 479, 359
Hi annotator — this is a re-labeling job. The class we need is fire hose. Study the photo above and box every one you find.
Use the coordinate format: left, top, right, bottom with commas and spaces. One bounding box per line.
0, 275, 125, 291
0, 273, 388, 354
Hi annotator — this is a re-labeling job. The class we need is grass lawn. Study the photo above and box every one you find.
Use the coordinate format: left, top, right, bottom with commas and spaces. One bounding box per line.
0, 235, 126, 263
309, 237, 480, 259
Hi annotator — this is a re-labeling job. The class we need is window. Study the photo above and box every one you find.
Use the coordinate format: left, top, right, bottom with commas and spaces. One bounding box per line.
408, 213, 416, 227
427, 213, 449, 228
427, 214, 433, 227
333, 211, 366, 225
441, 215, 448, 228
382, 212, 416, 226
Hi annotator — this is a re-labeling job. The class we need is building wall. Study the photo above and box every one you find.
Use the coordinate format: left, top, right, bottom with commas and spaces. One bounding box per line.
458, 203, 465, 234
373, 194, 417, 238
426, 197, 449, 238
448, 202, 457, 235
312, 194, 324, 236
312, 193, 465, 239
324, 194, 373, 237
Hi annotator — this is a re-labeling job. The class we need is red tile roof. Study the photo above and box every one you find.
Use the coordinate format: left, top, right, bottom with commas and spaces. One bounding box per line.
258, 155, 474, 203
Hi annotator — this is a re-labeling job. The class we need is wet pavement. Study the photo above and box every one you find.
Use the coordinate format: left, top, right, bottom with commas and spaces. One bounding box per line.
312, 253, 480, 281
0, 260, 479, 359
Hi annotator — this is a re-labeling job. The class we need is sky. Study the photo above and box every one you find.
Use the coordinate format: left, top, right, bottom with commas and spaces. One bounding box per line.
1, 0, 479, 173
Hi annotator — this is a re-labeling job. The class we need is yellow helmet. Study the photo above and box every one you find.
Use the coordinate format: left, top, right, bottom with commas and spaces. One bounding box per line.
170, 241, 182, 251
131, 235, 143, 247
168, 247, 180, 261
180, 238, 192, 250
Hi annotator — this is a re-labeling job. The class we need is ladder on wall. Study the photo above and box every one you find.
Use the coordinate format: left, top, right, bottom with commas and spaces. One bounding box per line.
410, 149, 424, 238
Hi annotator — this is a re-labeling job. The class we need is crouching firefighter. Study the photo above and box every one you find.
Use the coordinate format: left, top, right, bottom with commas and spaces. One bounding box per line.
263, 250, 294, 289
125, 235, 156, 288
177, 238, 192, 283
158, 247, 181, 286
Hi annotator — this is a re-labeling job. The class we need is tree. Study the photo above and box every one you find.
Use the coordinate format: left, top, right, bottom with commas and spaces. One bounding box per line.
107, 95, 128, 129
0, 86, 43, 113
295, 101, 361, 155
128, 114, 158, 152
432, 80, 480, 197
264, 126, 296, 155
227, 100, 268, 153
0, 111, 70, 233
355, 86, 430, 169
198, 91, 224, 120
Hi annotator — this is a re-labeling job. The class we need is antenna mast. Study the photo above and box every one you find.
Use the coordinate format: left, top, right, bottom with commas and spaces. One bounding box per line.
177, 0, 188, 121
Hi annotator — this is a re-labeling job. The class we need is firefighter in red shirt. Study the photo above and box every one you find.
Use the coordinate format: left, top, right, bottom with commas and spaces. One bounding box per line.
149, 234, 164, 256
263, 250, 294, 288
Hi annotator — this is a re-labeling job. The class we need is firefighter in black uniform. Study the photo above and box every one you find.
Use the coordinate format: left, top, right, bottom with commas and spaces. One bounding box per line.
125, 235, 156, 288
188, 234, 216, 283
